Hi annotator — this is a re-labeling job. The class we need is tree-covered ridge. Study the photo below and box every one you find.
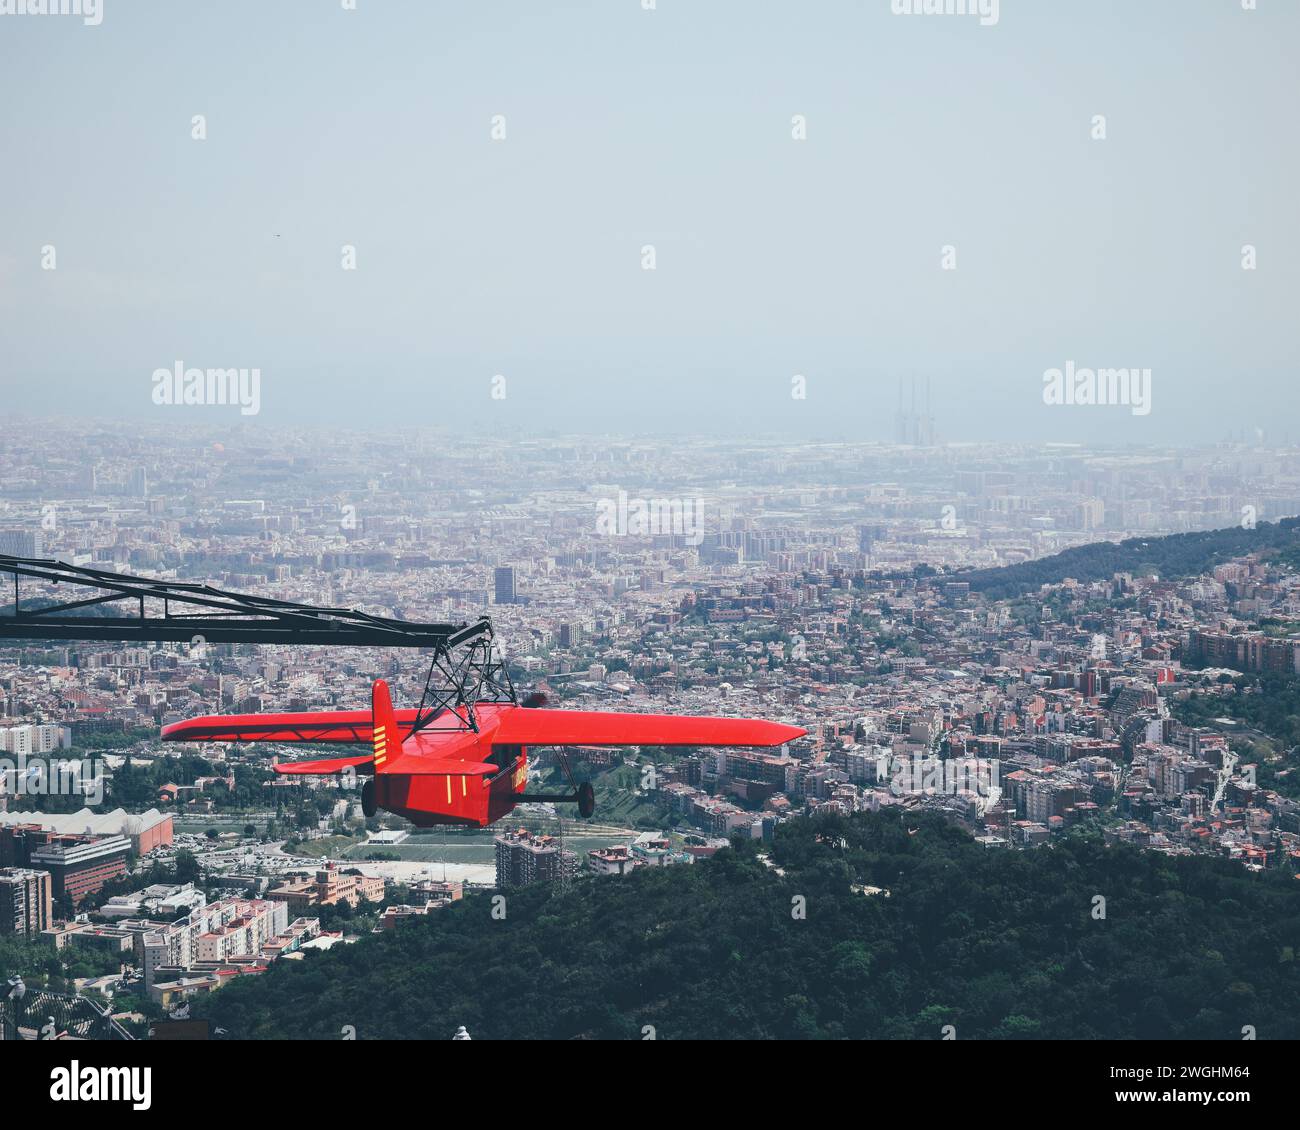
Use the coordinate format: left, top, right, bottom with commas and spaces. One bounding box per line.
198, 812, 1300, 1040
950, 517, 1300, 600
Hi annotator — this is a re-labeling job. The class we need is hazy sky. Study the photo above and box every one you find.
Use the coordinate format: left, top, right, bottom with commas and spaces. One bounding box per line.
1, 0, 1296, 444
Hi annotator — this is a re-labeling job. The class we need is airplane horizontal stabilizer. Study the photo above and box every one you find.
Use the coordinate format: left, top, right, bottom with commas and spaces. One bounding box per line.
273, 754, 375, 777
386, 758, 499, 778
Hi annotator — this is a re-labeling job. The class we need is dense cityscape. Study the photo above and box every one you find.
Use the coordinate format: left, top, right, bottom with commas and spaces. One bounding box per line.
3, 419, 1300, 1039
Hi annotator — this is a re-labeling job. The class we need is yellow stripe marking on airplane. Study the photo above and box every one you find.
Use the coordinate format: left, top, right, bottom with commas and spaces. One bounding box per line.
461, 775, 467, 797
446, 776, 452, 804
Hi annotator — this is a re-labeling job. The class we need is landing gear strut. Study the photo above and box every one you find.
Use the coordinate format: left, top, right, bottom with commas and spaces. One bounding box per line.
515, 777, 596, 819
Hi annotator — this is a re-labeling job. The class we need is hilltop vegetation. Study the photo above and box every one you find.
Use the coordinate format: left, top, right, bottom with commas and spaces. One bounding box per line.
198, 811, 1300, 1040
951, 517, 1300, 601
1174, 673, 1300, 797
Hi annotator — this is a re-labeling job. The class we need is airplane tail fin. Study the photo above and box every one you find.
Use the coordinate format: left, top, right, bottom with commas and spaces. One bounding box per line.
371, 679, 400, 774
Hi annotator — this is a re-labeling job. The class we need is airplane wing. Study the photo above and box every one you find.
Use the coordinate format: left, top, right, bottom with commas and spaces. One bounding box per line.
162, 709, 425, 744
492, 708, 805, 748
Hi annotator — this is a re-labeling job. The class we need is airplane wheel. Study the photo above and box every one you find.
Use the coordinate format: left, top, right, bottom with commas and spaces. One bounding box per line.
577, 781, 595, 819
361, 777, 377, 818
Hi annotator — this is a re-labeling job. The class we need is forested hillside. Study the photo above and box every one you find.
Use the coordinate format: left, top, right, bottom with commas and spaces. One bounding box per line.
199, 812, 1300, 1040
951, 517, 1300, 600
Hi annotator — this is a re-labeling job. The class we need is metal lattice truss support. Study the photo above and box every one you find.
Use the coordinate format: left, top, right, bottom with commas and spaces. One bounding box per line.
410, 626, 517, 735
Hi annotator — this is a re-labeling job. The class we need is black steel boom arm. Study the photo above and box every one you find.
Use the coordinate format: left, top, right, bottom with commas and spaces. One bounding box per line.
0, 554, 480, 649
0, 554, 518, 735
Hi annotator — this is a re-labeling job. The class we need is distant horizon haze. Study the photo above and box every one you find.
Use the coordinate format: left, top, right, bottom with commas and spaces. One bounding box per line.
1, 0, 1295, 445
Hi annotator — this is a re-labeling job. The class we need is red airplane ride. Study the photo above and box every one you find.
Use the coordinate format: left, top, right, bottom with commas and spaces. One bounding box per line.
163, 679, 805, 828
0, 554, 804, 830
